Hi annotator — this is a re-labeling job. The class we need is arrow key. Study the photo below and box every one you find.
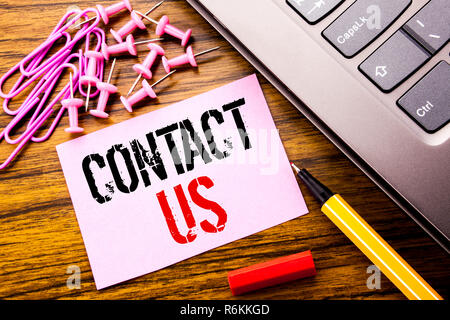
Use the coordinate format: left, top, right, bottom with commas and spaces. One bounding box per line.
359, 30, 430, 92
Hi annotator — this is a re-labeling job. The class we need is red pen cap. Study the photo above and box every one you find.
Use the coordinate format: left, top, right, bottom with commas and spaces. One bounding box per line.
227, 250, 316, 296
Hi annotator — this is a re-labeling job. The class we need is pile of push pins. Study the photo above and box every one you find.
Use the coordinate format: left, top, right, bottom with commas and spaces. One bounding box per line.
0, 0, 220, 170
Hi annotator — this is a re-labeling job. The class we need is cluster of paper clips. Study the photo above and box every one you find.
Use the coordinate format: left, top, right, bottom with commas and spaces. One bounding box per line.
0, 0, 220, 170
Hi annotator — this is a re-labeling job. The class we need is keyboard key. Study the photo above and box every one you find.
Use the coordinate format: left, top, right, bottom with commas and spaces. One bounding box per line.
359, 30, 430, 92
403, 0, 450, 54
322, 0, 411, 58
397, 61, 450, 133
286, 0, 344, 24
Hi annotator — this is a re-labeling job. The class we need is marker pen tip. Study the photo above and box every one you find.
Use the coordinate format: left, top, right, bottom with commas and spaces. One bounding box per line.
290, 162, 300, 173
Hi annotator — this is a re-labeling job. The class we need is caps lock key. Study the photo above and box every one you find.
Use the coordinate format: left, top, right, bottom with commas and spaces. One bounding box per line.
322, 0, 411, 58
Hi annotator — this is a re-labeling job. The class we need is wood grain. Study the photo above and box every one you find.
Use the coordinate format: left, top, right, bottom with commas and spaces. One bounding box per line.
0, 0, 448, 300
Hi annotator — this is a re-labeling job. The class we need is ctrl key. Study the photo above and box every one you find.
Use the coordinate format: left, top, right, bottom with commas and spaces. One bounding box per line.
397, 61, 450, 133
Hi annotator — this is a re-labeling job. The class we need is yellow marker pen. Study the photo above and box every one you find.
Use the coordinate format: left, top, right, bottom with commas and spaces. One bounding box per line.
291, 162, 443, 300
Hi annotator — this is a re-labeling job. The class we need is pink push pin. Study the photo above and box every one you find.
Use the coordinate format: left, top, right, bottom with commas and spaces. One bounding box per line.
80, 50, 104, 111
74, 0, 133, 28
162, 45, 220, 73
127, 43, 165, 96
136, 12, 191, 46
101, 34, 163, 60
64, 73, 84, 133
110, 11, 146, 43
90, 59, 117, 118
120, 70, 175, 112
110, 2, 163, 43
97, 0, 132, 25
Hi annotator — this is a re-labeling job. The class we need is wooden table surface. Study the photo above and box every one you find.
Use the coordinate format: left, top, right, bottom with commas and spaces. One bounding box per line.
0, 0, 448, 300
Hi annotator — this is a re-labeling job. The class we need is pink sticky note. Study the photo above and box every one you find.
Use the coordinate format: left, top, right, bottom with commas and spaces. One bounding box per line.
56, 74, 308, 289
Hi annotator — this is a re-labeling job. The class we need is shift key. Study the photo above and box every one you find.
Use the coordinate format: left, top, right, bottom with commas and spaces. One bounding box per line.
359, 30, 430, 92
323, 0, 411, 58
398, 61, 450, 133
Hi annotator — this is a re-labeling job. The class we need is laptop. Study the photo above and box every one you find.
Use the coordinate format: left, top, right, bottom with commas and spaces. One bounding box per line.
186, 0, 450, 253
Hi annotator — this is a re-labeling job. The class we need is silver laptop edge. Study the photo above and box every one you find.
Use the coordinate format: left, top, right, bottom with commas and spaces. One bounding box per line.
186, 0, 450, 253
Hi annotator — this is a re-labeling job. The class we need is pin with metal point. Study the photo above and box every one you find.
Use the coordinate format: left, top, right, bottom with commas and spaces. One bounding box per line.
127, 43, 165, 96
90, 59, 118, 119
101, 34, 164, 60
110, 1, 164, 43
63, 72, 84, 133
110, 11, 146, 43
80, 51, 104, 112
120, 70, 176, 113
141, 0, 165, 17
73, 17, 96, 29
162, 45, 220, 73
134, 38, 164, 45
135, 11, 192, 46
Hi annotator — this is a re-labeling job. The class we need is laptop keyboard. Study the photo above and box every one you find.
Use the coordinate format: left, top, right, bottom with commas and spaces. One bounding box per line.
287, 0, 450, 133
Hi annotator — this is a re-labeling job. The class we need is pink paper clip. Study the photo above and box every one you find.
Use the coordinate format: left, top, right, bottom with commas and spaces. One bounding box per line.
2, 96, 43, 145
2, 50, 53, 115
0, 32, 72, 101
18, 8, 100, 77
3, 59, 81, 144
17, 9, 83, 77
0, 9, 100, 101
0, 63, 80, 170
0, 13, 73, 114
30, 63, 82, 141
0, 105, 54, 170
0, 9, 84, 101
31, 55, 83, 142
16, 49, 73, 124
